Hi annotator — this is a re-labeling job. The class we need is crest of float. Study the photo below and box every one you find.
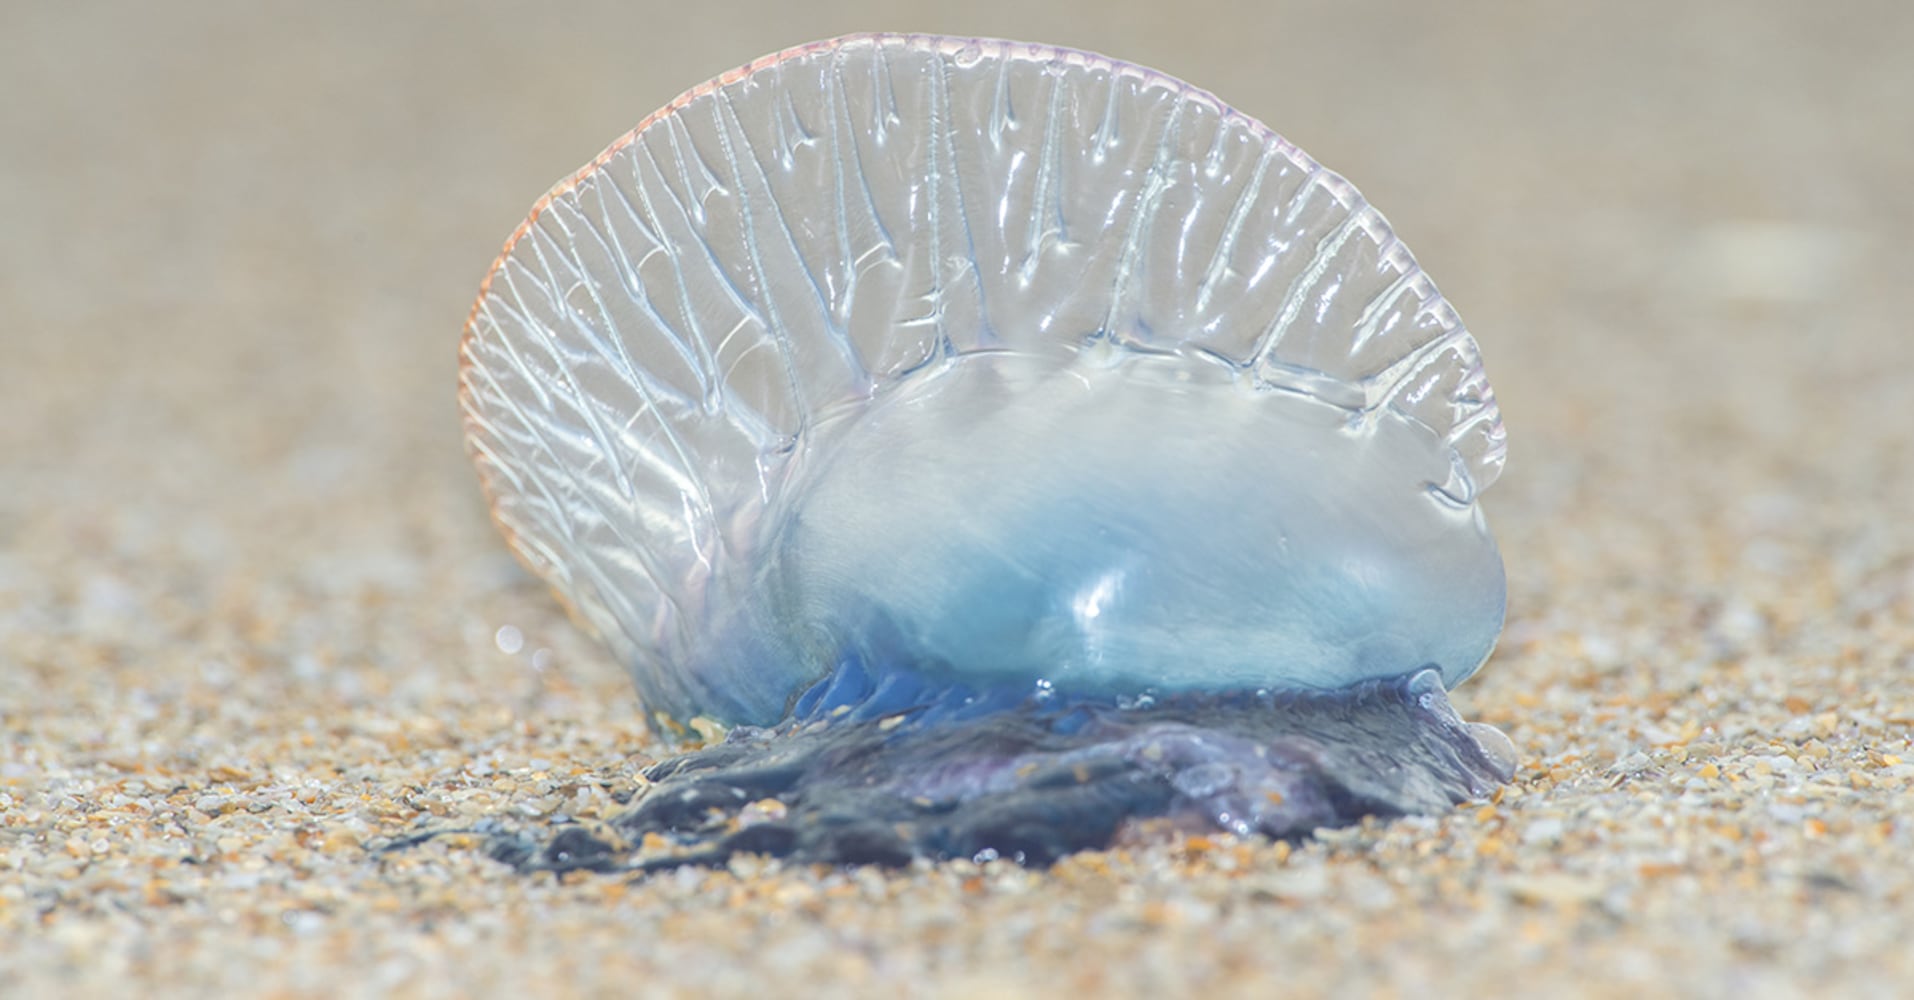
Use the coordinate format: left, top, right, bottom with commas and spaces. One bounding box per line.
460, 34, 1507, 731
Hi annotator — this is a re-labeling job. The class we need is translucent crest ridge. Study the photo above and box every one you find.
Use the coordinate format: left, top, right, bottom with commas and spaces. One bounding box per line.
459, 33, 1505, 724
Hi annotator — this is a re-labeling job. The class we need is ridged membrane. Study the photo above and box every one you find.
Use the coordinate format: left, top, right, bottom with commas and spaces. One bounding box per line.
459, 34, 1507, 727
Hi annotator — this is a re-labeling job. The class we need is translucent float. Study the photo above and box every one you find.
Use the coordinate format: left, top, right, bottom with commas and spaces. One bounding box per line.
458, 34, 1514, 869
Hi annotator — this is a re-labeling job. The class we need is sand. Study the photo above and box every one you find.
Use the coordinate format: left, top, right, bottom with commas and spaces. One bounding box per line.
3, 2, 1911, 997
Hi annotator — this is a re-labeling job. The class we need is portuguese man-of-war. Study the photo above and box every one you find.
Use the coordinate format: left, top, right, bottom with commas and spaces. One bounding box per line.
452, 33, 1517, 871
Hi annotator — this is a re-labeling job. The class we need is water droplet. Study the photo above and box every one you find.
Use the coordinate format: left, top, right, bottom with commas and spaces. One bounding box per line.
493, 625, 523, 655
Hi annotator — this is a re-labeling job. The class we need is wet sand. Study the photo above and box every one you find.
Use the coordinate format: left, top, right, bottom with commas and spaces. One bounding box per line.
4, 3, 1911, 996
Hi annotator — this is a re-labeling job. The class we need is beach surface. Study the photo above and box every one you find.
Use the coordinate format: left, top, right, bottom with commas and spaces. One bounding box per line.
4, 3, 1911, 996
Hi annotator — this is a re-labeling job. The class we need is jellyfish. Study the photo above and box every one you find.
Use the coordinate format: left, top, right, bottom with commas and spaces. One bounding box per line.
456, 34, 1515, 871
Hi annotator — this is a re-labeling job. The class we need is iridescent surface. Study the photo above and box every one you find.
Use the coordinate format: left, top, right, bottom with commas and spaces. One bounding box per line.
457, 34, 1513, 867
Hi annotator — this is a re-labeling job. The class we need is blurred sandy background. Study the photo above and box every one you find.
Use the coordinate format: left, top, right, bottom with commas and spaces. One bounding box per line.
4, 2, 1911, 997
